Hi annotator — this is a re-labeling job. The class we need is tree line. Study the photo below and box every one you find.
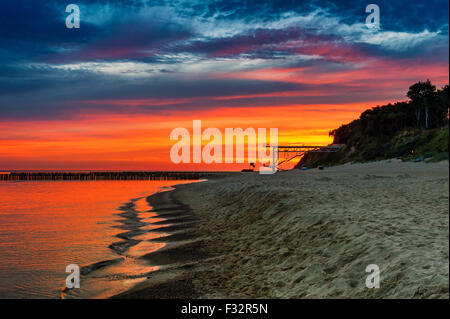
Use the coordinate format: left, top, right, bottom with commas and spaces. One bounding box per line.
330, 80, 449, 144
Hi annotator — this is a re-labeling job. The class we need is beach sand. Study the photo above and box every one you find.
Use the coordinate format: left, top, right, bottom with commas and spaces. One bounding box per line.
115, 160, 449, 299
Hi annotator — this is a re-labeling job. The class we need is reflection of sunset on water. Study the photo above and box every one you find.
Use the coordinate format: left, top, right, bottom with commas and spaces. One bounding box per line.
0, 180, 196, 298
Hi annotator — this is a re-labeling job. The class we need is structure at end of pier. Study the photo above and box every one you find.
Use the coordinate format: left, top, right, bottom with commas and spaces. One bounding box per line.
265, 144, 344, 171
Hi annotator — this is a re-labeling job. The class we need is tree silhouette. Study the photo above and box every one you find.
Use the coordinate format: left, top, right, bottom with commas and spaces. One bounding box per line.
407, 80, 436, 129
329, 80, 449, 144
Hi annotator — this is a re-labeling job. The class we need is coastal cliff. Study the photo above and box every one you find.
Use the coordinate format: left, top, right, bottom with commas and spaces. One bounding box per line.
298, 126, 448, 168
297, 81, 449, 168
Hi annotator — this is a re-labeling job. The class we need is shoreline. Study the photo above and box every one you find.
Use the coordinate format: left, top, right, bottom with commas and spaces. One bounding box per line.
111, 185, 208, 298
62, 181, 205, 299
113, 160, 449, 299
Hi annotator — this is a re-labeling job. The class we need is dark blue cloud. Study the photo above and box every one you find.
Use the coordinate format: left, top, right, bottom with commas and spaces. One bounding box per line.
1, 0, 447, 64
203, 0, 448, 33
0, 0, 448, 121
322, 0, 449, 33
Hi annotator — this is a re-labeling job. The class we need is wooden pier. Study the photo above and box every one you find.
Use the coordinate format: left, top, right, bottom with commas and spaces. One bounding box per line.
0, 171, 206, 181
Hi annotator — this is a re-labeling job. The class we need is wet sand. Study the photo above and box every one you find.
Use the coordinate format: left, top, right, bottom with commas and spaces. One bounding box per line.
111, 190, 205, 298
114, 160, 449, 299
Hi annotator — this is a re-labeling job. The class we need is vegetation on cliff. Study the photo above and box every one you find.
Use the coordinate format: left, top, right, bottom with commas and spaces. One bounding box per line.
297, 80, 449, 168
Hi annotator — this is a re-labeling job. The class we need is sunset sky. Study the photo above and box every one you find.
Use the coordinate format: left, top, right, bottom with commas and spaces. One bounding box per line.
0, 0, 448, 170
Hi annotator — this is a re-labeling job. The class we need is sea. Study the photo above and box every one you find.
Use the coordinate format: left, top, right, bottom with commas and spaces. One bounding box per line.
0, 179, 196, 298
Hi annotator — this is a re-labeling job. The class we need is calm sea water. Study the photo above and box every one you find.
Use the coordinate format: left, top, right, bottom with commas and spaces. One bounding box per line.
0, 180, 194, 299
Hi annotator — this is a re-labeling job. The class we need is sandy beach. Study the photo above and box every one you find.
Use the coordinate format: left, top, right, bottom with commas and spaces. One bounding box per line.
115, 160, 449, 299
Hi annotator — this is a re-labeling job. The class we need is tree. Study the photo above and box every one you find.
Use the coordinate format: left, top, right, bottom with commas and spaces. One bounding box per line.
407, 80, 436, 129
329, 81, 448, 149
436, 85, 449, 126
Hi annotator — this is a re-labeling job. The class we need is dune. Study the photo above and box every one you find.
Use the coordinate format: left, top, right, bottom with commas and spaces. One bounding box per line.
115, 160, 448, 299
172, 160, 449, 298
